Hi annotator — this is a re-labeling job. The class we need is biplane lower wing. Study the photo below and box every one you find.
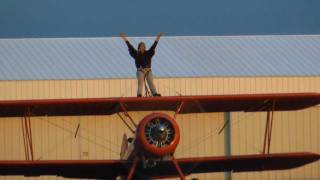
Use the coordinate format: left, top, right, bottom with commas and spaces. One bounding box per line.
0, 152, 318, 179
0, 93, 319, 117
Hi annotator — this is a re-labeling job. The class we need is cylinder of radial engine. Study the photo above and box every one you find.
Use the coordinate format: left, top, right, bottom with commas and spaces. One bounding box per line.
136, 113, 180, 157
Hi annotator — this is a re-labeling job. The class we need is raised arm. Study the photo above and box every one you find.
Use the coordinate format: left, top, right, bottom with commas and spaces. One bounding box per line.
149, 32, 163, 54
120, 32, 137, 58
120, 32, 129, 42
155, 32, 163, 42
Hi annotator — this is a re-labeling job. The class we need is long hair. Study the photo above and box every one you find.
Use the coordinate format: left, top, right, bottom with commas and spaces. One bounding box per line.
137, 42, 146, 52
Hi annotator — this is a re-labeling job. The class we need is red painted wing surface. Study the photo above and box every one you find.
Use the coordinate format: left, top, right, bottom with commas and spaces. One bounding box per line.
0, 153, 319, 179
0, 93, 319, 117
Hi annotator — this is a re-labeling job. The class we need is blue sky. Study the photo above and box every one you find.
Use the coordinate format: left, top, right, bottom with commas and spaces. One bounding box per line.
0, 0, 319, 38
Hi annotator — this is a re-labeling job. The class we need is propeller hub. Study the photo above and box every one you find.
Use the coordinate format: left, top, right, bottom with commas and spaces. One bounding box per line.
145, 118, 175, 148
151, 123, 167, 141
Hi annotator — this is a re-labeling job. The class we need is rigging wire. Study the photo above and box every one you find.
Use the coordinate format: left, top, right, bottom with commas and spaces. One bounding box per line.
36, 117, 120, 159
61, 118, 121, 148
179, 102, 272, 155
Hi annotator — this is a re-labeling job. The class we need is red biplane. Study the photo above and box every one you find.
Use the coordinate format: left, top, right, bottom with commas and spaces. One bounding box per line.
0, 93, 320, 179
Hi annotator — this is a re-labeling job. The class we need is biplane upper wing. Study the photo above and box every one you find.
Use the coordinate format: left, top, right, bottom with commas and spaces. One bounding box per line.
0, 152, 319, 179
0, 93, 319, 117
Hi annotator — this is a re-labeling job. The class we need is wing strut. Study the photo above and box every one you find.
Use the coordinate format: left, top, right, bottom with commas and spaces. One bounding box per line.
174, 101, 184, 120
262, 100, 276, 154
21, 107, 34, 160
127, 157, 138, 180
172, 157, 186, 180
119, 102, 137, 127
117, 113, 135, 133
172, 101, 203, 179
117, 102, 137, 133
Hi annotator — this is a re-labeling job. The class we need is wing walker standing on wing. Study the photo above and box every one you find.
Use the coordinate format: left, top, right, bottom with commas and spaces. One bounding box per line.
120, 32, 163, 97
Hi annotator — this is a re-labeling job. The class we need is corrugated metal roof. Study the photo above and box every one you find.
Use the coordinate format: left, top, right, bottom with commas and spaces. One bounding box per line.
0, 35, 319, 80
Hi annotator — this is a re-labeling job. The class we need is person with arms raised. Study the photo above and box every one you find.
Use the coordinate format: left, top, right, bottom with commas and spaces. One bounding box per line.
120, 32, 162, 97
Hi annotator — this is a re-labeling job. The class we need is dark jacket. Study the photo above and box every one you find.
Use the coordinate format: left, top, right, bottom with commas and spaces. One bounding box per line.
125, 41, 158, 68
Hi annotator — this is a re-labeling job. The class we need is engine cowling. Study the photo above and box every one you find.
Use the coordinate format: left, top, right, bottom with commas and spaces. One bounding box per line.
136, 113, 180, 157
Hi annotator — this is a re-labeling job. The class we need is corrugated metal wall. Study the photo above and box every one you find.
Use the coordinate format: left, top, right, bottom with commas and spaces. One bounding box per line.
0, 76, 319, 180
1, 35, 320, 80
